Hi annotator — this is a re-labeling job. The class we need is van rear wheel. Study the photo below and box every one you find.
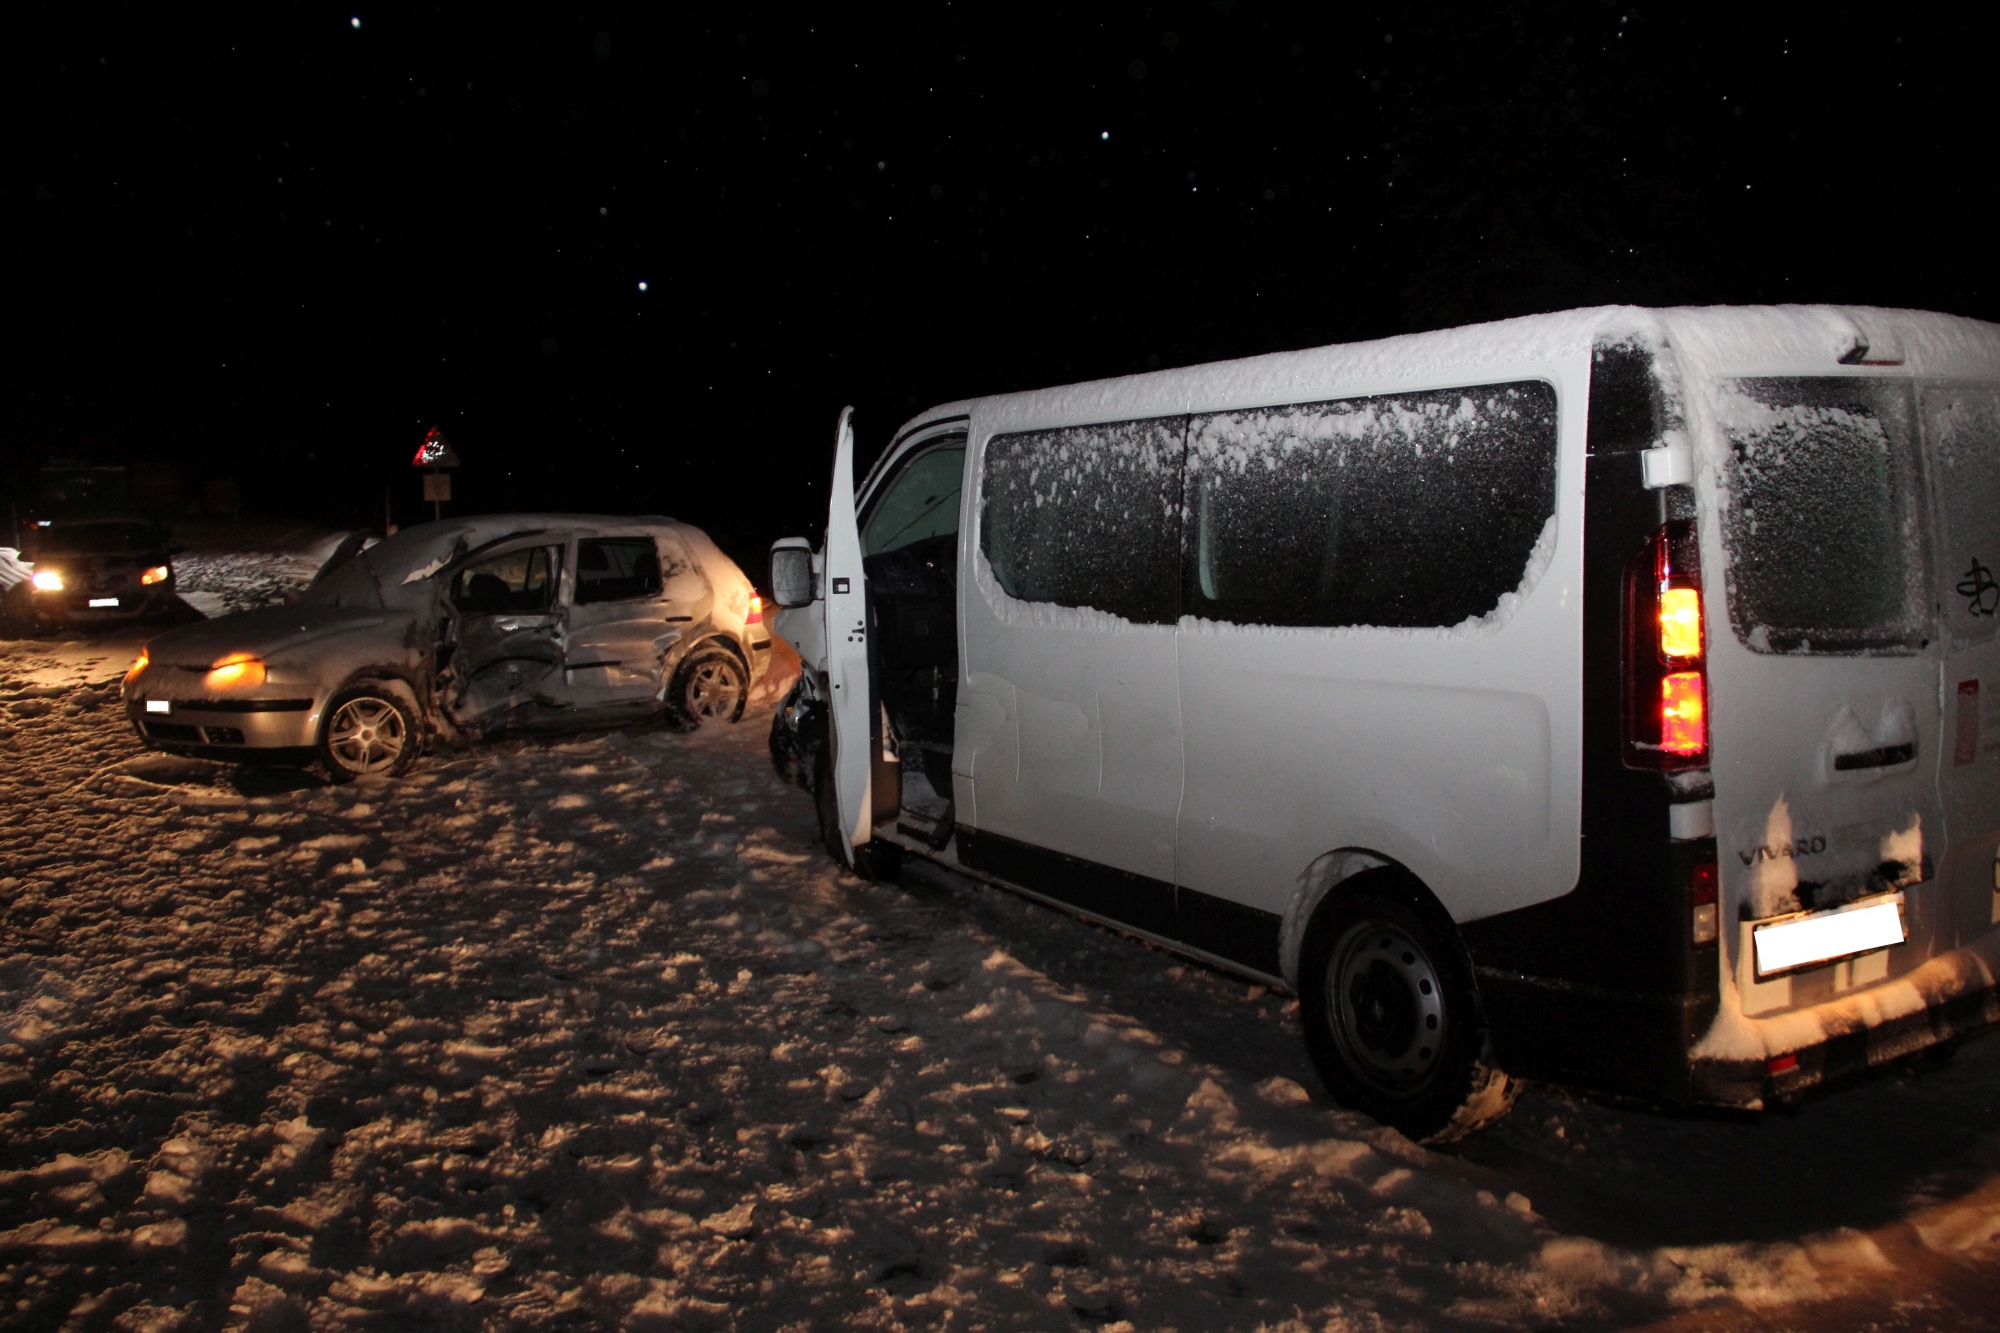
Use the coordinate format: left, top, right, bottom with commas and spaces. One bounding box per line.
1299, 873, 1512, 1143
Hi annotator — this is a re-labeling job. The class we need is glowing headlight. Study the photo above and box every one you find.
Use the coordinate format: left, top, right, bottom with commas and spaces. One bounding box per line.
30, 570, 63, 592
140, 565, 170, 586
204, 652, 267, 691
124, 648, 150, 690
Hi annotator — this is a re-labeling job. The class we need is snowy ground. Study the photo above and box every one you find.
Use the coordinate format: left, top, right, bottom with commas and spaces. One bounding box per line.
3, 562, 2000, 1330
170, 525, 356, 619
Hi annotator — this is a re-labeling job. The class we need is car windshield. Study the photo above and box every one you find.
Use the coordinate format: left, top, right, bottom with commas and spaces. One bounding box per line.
38, 523, 165, 556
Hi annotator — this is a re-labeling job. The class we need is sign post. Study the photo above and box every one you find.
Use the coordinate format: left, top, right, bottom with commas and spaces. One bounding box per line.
411, 427, 462, 522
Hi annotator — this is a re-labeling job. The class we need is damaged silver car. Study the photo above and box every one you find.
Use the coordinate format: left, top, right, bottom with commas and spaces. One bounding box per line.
120, 515, 771, 780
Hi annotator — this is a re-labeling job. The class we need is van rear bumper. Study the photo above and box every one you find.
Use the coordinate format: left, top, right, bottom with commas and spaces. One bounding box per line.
1689, 930, 2000, 1109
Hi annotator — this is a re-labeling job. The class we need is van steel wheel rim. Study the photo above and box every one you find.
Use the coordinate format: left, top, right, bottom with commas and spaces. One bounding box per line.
327, 698, 406, 773
1327, 920, 1447, 1095
686, 661, 741, 719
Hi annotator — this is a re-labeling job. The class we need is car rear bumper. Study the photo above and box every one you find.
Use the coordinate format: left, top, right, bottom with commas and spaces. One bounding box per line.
1690, 927, 2000, 1108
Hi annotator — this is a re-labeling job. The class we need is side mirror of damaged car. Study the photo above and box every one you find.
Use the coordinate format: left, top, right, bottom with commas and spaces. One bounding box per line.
770, 537, 816, 608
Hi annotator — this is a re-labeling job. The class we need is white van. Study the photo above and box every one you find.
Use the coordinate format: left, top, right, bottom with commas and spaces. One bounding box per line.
766, 305, 2000, 1141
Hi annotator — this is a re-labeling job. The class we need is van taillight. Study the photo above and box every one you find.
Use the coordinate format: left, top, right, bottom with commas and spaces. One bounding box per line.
1689, 853, 1719, 945
1623, 520, 1708, 769
1660, 672, 1705, 755
746, 595, 763, 625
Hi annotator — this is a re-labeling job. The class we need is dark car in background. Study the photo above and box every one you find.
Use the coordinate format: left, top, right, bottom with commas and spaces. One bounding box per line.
19, 513, 179, 625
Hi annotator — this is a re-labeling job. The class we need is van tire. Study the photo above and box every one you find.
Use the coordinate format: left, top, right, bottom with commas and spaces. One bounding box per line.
1298, 872, 1511, 1143
814, 743, 901, 882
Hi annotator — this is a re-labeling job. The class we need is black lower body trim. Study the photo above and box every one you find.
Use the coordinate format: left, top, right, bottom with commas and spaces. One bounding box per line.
960, 828, 1176, 937
1475, 966, 1714, 1104
139, 740, 318, 766
956, 828, 1282, 974
1177, 885, 1282, 976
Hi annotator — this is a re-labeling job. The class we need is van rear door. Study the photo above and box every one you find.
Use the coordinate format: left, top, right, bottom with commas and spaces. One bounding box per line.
1924, 384, 2000, 947
1705, 375, 1943, 1014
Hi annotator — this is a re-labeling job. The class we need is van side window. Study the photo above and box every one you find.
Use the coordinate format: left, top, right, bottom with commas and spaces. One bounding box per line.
864, 443, 965, 556
1927, 386, 2000, 645
981, 417, 1186, 624
1716, 377, 1927, 654
574, 537, 663, 605
1184, 381, 1559, 629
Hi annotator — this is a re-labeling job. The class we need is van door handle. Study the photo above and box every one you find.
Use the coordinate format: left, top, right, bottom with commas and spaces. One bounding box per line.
1833, 741, 1917, 771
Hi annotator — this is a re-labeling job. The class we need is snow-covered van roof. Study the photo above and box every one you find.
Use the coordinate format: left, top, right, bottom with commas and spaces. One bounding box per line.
879, 305, 2000, 469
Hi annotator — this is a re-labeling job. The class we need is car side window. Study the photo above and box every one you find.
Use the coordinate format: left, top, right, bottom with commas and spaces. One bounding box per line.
864, 441, 966, 556
574, 537, 664, 605
450, 545, 560, 615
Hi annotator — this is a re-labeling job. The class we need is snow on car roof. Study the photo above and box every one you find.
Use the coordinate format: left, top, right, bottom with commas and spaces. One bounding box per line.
367, 513, 688, 586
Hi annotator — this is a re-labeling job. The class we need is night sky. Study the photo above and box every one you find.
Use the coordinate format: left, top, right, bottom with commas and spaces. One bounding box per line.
6, 5, 1995, 569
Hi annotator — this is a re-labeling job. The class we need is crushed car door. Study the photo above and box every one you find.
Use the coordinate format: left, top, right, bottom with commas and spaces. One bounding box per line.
564, 531, 711, 715
823, 407, 874, 860
436, 536, 571, 730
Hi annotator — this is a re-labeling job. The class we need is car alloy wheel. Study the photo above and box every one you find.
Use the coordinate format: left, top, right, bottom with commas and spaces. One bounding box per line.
321, 691, 414, 780
675, 648, 747, 726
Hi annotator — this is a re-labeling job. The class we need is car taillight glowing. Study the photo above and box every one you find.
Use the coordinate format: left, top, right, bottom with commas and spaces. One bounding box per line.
140, 564, 170, 586
746, 594, 763, 625
205, 652, 266, 690
124, 648, 149, 689
1623, 520, 1708, 769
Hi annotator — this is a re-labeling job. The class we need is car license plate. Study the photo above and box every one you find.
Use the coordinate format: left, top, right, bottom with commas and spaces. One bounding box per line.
146, 699, 170, 714
89, 597, 120, 607
1753, 892, 1906, 979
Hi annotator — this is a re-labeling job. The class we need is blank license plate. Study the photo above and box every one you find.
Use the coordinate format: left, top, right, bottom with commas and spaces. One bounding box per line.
88, 597, 120, 607
1754, 893, 1906, 979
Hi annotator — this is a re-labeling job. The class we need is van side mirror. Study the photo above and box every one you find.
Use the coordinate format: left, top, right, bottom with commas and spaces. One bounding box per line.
770, 537, 816, 607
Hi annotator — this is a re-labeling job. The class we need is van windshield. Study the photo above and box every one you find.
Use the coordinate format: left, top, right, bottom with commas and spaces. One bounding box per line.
1716, 377, 1928, 654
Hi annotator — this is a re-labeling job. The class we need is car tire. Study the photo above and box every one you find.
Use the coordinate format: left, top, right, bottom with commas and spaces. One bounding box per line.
318, 686, 420, 783
814, 741, 901, 882
671, 646, 748, 727
1298, 871, 1513, 1143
